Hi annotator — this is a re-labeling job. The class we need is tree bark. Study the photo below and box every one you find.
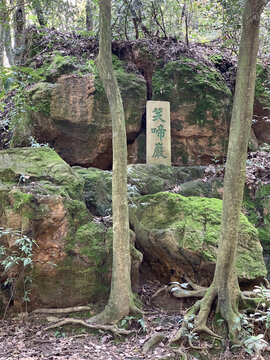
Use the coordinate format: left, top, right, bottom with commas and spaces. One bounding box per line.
0, 0, 13, 66
32, 1, 47, 27
13, 0, 25, 64
88, 0, 134, 325
86, 0, 93, 31
194, 0, 269, 341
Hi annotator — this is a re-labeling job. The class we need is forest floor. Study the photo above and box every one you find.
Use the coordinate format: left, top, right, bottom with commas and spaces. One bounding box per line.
0, 278, 264, 360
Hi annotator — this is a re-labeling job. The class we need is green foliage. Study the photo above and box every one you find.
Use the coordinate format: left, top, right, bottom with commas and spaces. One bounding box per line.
120, 315, 147, 332
0, 227, 37, 311
0, 65, 45, 146
232, 286, 270, 356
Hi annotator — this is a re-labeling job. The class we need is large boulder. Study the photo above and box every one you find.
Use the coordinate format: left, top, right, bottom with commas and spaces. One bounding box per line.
129, 192, 267, 286
152, 57, 233, 165
0, 147, 141, 310
28, 71, 147, 169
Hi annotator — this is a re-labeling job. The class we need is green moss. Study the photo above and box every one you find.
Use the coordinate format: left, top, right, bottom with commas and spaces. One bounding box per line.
93, 70, 146, 127
65, 222, 112, 293
12, 190, 34, 211
152, 57, 232, 125
29, 82, 57, 117
0, 147, 85, 201
255, 63, 270, 105
44, 54, 77, 82
130, 192, 266, 280
73, 167, 112, 216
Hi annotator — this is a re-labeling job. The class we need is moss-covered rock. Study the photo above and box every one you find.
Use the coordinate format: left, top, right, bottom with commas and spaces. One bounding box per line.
0, 148, 113, 309
242, 184, 270, 277
73, 167, 112, 217
129, 192, 266, 286
127, 164, 206, 195
152, 57, 232, 166
72, 164, 207, 217
0, 147, 144, 309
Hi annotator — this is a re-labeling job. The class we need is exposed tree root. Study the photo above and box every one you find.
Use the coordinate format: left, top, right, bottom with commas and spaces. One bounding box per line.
171, 348, 188, 360
152, 279, 207, 300
141, 333, 167, 354
31, 306, 92, 315
168, 278, 269, 347
42, 318, 135, 336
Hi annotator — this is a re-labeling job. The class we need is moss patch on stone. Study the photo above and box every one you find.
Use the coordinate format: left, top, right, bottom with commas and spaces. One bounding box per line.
152, 57, 232, 125
73, 167, 112, 216
93, 70, 147, 128
129, 192, 266, 281
0, 147, 84, 201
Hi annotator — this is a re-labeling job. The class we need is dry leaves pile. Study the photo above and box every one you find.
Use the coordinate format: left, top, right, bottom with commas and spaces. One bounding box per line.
204, 151, 270, 195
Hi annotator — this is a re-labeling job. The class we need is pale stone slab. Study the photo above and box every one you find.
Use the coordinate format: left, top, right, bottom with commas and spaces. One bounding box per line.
146, 101, 171, 165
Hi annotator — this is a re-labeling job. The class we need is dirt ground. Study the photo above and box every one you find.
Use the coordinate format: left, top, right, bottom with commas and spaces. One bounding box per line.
1, 278, 266, 360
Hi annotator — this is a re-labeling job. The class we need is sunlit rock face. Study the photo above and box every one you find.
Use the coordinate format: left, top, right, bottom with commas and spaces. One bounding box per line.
29, 72, 147, 170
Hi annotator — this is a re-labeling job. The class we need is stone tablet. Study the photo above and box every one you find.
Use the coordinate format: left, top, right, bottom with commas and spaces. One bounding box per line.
146, 101, 171, 165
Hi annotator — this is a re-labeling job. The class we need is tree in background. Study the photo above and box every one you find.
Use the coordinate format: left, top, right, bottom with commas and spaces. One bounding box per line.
88, 0, 135, 324
0, 0, 14, 66
13, 0, 26, 64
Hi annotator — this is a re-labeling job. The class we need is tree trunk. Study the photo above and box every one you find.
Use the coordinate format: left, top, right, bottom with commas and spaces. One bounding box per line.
194, 0, 269, 341
4, 22, 13, 65
0, 11, 4, 66
33, 2, 47, 27
88, 0, 134, 325
86, 0, 93, 31
13, 0, 25, 64
0, 0, 13, 66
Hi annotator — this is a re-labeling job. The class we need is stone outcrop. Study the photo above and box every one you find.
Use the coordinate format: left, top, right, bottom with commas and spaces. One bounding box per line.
129, 192, 267, 286
9, 51, 268, 169
29, 71, 147, 169
152, 58, 233, 165
75, 163, 269, 281
0, 147, 141, 310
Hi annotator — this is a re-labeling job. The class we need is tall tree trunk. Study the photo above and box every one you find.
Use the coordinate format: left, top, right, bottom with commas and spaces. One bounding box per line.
0, 0, 13, 66
4, 17, 14, 65
88, 0, 134, 325
194, 0, 269, 341
86, 0, 93, 31
33, 2, 47, 27
13, 0, 25, 64
0, 24, 4, 66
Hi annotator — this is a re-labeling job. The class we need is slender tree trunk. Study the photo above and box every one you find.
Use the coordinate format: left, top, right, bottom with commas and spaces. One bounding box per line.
194, 0, 269, 340
0, 24, 4, 66
13, 0, 25, 64
88, 0, 134, 325
4, 16, 14, 65
0, 0, 13, 66
33, 2, 47, 27
86, 0, 93, 31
